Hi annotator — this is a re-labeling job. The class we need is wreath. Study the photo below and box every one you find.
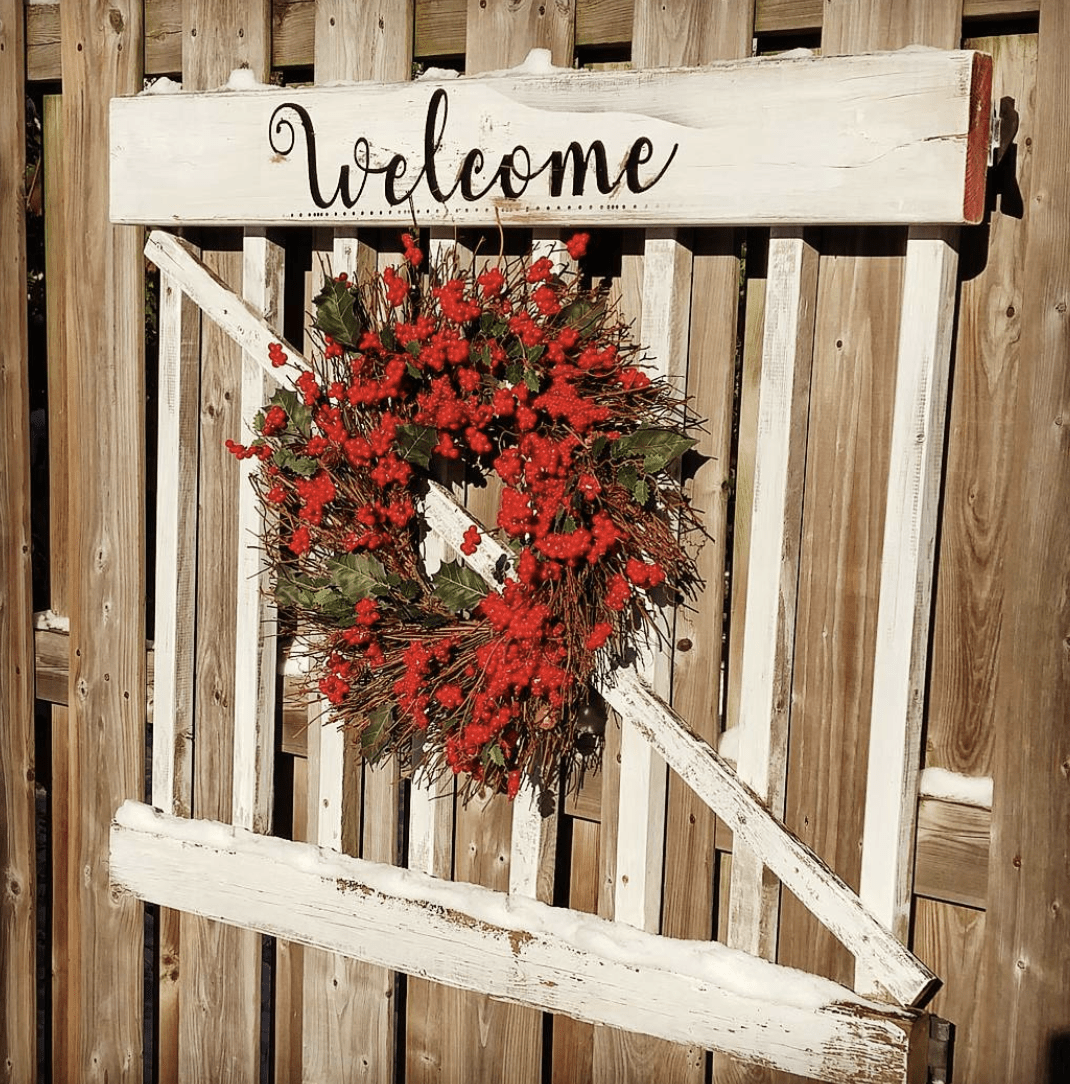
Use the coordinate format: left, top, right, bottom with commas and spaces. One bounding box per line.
228, 230, 702, 799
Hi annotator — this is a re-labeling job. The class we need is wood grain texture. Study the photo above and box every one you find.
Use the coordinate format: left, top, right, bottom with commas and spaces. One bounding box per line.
231, 230, 284, 835
927, 31, 1038, 780
971, 5, 1070, 1081
43, 90, 72, 1084
911, 899, 986, 1078
464, 0, 574, 71
152, 271, 201, 818
18, 0, 1047, 82
0, 0, 36, 1077
777, 228, 905, 993
178, 5, 271, 1080
822, 0, 963, 54
60, 2, 147, 1080
914, 799, 989, 910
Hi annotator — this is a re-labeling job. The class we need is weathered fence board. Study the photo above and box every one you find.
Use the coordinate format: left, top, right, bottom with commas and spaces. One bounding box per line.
59, 1, 147, 1079
857, 227, 959, 977
110, 50, 992, 228
0, 1, 35, 1078
973, 5, 1070, 1080
110, 802, 930, 1084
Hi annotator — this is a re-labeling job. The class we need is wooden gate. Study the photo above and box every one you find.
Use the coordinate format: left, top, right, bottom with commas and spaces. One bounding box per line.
106, 49, 991, 1082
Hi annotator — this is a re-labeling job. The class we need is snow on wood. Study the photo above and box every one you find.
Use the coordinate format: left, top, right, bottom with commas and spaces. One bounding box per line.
144, 229, 307, 388
110, 801, 928, 1084
509, 781, 556, 901
151, 271, 197, 817
859, 229, 960, 971
112, 51, 990, 228
918, 767, 993, 810
231, 230, 284, 834
728, 228, 817, 961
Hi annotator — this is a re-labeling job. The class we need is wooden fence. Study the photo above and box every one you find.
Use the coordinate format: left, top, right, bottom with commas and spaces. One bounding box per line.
1, 2, 1067, 1083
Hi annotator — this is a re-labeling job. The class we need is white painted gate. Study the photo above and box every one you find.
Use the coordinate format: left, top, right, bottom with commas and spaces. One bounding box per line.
108, 50, 993, 1083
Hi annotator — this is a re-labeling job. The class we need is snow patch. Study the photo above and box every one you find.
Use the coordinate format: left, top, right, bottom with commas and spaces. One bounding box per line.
718, 725, 739, 764
478, 48, 574, 79
775, 48, 815, 59
919, 767, 993, 809
141, 76, 183, 96
416, 67, 461, 82
221, 67, 273, 92
33, 609, 70, 633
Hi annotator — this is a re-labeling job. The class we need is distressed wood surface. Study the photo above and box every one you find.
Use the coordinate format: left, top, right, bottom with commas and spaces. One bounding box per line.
913, 799, 989, 910
178, 6, 271, 1081
42, 90, 74, 1084
232, 229, 283, 835
927, 31, 1037, 783
856, 228, 959, 982
727, 228, 818, 962
612, 229, 690, 933
111, 802, 930, 1084
775, 1, 963, 1045
152, 271, 200, 817
60, 1, 147, 1080
19, 0, 1044, 81
0, 0, 35, 1077
972, 5, 1070, 1081
110, 51, 990, 228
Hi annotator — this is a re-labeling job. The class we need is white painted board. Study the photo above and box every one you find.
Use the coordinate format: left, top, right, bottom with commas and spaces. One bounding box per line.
111, 801, 927, 1084
112, 51, 991, 227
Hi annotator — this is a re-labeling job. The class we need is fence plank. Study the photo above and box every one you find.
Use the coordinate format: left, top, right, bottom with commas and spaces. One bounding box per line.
152, 271, 201, 818
0, 0, 36, 1078
973, 5, 1070, 1080
927, 30, 1037, 788
179, 5, 271, 1080
727, 228, 817, 963
112, 802, 931, 1084
42, 90, 71, 1084
774, 0, 963, 1051
59, 1, 147, 1079
232, 230, 284, 835
856, 228, 959, 982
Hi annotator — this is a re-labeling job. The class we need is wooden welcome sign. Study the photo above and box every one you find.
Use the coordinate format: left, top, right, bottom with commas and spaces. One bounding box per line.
111, 49, 991, 228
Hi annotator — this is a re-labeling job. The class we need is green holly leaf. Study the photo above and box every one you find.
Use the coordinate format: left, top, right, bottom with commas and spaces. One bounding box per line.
406, 361, 422, 380
589, 435, 608, 459
396, 423, 436, 469
523, 368, 541, 393
615, 462, 639, 495
380, 327, 398, 352
561, 297, 605, 339
633, 478, 650, 505
432, 559, 488, 614
611, 429, 697, 474
406, 340, 422, 358
525, 345, 545, 365
313, 278, 361, 348
361, 702, 394, 760
275, 569, 329, 609
270, 388, 313, 437
273, 445, 319, 477
505, 361, 524, 385
327, 554, 392, 601
486, 743, 506, 768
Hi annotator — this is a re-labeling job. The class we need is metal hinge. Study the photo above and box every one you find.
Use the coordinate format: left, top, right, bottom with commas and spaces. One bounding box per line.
928, 1016, 955, 1084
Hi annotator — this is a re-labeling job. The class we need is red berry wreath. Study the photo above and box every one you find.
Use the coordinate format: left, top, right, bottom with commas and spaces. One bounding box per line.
228, 231, 702, 800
